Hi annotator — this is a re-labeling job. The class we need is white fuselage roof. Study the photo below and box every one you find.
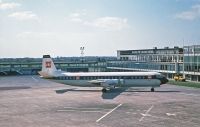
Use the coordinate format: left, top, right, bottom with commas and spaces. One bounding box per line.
61, 72, 160, 77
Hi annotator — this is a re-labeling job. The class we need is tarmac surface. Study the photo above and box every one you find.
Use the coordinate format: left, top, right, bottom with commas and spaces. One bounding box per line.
0, 75, 200, 127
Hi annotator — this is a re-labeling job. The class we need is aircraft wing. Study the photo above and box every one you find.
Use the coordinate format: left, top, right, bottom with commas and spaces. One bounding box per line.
87, 79, 105, 85
88, 79, 121, 89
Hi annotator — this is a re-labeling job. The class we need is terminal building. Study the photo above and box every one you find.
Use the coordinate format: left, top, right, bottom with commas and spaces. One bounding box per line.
107, 45, 200, 82
183, 45, 200, 81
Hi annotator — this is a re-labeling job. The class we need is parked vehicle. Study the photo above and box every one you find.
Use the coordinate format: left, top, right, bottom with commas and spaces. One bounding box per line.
174, 74, 185, 82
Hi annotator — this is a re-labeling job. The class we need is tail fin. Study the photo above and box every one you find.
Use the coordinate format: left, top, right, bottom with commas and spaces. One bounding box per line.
38, 55, 57, 78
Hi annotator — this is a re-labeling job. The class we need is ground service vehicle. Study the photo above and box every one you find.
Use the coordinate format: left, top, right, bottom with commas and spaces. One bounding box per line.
174, 74, 185, 82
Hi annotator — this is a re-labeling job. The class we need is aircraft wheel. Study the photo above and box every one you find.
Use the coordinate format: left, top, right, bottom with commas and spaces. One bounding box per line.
151, 88, 154, 92
102, 88, 107, 93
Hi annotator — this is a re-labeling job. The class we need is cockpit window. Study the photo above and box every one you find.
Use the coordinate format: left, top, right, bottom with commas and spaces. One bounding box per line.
156, 74, 162, 78
156, 74, 165, 79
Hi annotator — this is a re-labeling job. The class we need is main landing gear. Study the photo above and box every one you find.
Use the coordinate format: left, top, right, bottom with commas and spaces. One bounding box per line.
151, 88, 155, 92
102, 88, 107, 93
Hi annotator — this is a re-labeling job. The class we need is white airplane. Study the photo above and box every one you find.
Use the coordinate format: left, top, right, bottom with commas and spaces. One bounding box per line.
38, 55, 168, 92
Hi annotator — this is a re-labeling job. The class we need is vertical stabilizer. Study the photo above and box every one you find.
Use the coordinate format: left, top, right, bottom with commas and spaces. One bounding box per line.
38, 55, 57, 78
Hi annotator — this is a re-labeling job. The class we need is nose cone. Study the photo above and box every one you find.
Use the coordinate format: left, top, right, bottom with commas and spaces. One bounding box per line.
161, 77, 168, 84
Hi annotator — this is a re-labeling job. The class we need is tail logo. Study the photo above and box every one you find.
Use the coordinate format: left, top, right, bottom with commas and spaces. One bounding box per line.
45, 61, 51, 68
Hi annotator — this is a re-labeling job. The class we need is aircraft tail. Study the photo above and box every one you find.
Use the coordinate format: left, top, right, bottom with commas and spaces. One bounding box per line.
38, 55, 57, 78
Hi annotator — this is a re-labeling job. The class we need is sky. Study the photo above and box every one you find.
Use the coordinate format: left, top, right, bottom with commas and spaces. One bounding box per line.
0, 0, 200, 58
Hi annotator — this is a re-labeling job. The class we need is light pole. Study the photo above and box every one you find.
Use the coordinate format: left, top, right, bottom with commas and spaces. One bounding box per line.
80, 47, 85, 62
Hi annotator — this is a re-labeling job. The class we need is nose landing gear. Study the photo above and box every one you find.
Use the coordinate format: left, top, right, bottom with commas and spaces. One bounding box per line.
151, 88, 154, 92
102, 88, 107, 93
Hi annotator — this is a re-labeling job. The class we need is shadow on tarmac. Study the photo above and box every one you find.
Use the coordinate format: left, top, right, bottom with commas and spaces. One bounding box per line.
0, 86, 31, 91
55, 88, 100, 94
101, 88, 127, 99
55, 88, 180, 99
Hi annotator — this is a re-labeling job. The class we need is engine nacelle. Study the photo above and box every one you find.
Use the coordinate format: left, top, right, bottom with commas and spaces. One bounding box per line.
101, 79, 123, 88
88, 79, 124, 88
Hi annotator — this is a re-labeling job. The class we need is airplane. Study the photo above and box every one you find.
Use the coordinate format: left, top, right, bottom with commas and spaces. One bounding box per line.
38, 55, 168, 93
